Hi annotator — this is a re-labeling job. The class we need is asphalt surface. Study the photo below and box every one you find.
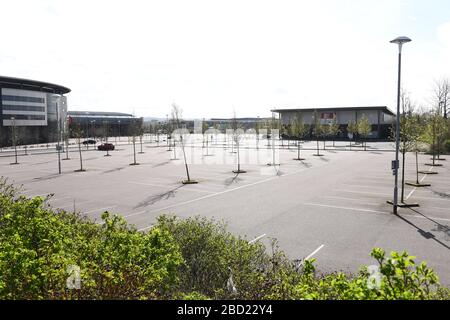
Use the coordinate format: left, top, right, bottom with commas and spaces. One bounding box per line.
1, 135, 449, 285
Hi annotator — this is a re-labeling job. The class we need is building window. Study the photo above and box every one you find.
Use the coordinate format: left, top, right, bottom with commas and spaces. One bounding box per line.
3, 114, 46, 121
1, 95, 45, 104
2, 104, 46, 112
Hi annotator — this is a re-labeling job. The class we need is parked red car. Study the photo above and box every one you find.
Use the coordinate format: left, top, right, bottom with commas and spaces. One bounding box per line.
97, 143, 115, 151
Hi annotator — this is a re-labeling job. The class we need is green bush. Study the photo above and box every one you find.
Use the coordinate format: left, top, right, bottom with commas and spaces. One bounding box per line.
156, 215, 301, 299
0, 178, 183, 299
0, 177, 448, 300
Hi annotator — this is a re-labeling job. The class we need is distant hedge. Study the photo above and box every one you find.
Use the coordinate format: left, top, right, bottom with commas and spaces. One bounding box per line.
0, 177, 449, 300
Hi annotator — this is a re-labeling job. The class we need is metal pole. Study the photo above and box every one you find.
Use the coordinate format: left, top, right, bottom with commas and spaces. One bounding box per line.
56, 100, 61, 174
393, 46, 402, 214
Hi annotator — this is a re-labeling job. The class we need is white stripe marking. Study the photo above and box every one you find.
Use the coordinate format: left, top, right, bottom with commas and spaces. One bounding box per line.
138, 225, 154, 232
304, 202, 450, 222
122, 210, 147, 219
406, 166, 432, 200
84, 205, 117, 215
140, 168, 312, 216
248, 234, 266, 244
305, 244, 325, 260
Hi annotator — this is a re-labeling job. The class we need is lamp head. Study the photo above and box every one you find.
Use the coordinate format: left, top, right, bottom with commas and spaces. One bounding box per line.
390, 36, 412, 45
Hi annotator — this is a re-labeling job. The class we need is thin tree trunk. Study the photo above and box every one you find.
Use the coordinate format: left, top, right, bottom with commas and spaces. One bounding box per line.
401, 149, 406, 203
415, 151, 419, 184
180, 136, 191, 181
78, 143, 83, 171
133, 137, 137, 164
237, 141, 240, 172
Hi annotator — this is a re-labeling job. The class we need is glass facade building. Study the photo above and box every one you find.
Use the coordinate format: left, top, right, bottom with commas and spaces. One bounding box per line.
0, 76, 70, 147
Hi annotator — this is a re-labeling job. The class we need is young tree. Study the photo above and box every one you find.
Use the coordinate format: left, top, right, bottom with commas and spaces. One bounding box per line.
424, 111, 446, 166
254, 119, 261, 150
170, 116, 179, 160
129, 119, 140, 166
202, 119, 208, 149
312, 111, 324, 156
357, 114, 371, 151
327, 118, 340, 147
172, 103, 197, 184
102, 121, 111, 157
267, 113, 280, 166
72, 124, 85, 172
232, 111, 246, 173
434, 78, 449, 119
404, 113, 428, 188
398, 103, 422, 202
138, 124, 145, 154
63, 118, 71, 160
347, 120, 357, 149
291, 114, 308, 161
10, 117, 19, 165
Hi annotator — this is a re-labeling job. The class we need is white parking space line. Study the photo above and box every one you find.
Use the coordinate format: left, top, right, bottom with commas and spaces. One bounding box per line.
84, 205, 117, 215
406, 166, 432, 200
305, 244, 325, 260
57, 200, 91, 210
304, 202, 389, 215
324, 196, 380, 205
338, 190, 391, 197
128, 181, 177, 188
304, 202, 450, 222
143, 168, 311, 215
138, 225, 154, 232
122, 210, 147, 219
248, 234, 266, 244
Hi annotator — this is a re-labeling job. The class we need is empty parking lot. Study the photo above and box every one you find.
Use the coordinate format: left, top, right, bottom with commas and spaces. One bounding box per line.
1, 136, 449, 285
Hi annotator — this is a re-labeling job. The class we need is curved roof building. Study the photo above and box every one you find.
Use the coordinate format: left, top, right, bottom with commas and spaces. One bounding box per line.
0, 75, 70, 146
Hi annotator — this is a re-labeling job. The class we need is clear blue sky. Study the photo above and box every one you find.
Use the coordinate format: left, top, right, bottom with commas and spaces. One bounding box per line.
0, 0, 449, 118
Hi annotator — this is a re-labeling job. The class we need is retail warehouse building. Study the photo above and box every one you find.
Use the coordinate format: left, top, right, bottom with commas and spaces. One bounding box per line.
68, 111, 143, 139
272, 106, 395, 140
0, 76, 70, 147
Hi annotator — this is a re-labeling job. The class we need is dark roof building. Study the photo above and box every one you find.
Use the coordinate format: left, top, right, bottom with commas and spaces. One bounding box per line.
272, 106, 395, 140
67, 110, 143, 138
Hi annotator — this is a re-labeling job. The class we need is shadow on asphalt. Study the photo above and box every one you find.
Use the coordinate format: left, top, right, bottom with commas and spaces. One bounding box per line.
134, 185, 184, 209
224, 173, 243, 186
396, 208, 450, 250
152, 160, 172, 168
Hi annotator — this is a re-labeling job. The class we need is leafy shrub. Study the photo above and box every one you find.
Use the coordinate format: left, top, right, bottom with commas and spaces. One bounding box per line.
0, 178, 183, 299
156, 215, 297, 299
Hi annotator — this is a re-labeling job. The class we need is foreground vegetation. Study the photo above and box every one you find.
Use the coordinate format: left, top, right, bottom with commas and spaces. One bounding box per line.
0, 178, 448, 300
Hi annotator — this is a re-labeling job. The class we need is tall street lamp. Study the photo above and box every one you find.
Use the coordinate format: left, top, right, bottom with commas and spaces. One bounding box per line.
55, 98, 62, 174
390, 36, 411, 215
118, 120, 121, 141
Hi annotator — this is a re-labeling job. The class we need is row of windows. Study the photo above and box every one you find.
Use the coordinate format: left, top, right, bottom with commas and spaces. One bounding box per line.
2, 104, 46, 112
1, 95, 45, 104
3, 114, 46, 121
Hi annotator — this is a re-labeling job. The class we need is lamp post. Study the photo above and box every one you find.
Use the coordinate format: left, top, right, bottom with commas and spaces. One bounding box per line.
55, 98, 61, 174
118, 120, 121, 142
11, 116, 18, 165
390, 36, 411, 215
